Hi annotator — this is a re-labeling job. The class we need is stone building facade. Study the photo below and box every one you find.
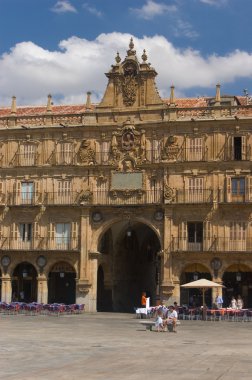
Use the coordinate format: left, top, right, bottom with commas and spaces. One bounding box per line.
0, 39, 252, 311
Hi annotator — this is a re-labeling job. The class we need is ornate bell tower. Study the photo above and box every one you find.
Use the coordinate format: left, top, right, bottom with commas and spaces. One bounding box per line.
98, 38, 163, 109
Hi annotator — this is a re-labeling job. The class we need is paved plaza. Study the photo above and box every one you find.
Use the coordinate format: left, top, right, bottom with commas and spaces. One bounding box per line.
1, 312, 252, 380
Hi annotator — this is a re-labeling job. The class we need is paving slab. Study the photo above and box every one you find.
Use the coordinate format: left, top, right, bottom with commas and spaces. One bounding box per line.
0, 313, 252, 380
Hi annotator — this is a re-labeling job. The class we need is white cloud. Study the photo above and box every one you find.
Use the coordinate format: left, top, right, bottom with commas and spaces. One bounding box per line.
51, 0, 77, 14
199, 0, 228, 6
82, 3, 102, 18
131, 0, 177, 20
1, 33, 252, 106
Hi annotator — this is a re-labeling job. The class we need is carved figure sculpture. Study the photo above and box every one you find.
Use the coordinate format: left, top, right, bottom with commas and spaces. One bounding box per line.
78, 139, 95, 164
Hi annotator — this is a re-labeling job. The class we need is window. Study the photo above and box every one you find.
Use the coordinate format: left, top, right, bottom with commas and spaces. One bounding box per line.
57, 181, 72, 204
187, 222, 203, 251
21, 144, 36, 166
229, 222, 246, 251
188, 138, 203, 161
188, 177, 204, 202
231, 178, 245, 202
233, 137, 242, 160
21, 182, 34, 204
55, 223, 70, 248
59, 142, 73, 164
19, 223, 32, 241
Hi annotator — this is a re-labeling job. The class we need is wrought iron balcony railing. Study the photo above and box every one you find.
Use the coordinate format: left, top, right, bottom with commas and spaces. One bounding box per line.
7, 192, 43, 206
91, 189, 163, 206
217, 189, 252, 204
0, 237, 78, 251
175, 189, 213, 203
44, 191, 79, 205
171, 237, 252, 252
11, 153, 39, 167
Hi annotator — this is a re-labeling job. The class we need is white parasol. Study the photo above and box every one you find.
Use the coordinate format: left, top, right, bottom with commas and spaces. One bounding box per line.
181, 278, 224, 307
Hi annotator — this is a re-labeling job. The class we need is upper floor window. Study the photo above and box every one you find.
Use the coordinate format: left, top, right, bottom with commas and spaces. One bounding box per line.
55, 223, 70, 248
19, 223, 32, 242
231, 178, 245, 202
20, 144, 37, 166
188, 138, 203, 161
21, 182, 34, 204
58, 142, 74, 165
228, 136, 248, 161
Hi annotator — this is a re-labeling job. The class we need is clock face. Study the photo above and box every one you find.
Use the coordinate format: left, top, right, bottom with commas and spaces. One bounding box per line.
1, 255, 10, 267
37, 255, 47, 268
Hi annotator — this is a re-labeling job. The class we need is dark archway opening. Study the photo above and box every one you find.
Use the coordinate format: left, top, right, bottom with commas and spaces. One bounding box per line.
180, 264, 212, 308
97, 220, 161, 313
48, 262, 76, 304
12, 262, 37, 302
223, 264, 252, 308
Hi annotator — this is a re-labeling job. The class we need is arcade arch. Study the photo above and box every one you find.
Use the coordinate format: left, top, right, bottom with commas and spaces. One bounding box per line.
180, 263, 212, 307
12, 262, 37, 302
48, 262, 76, 304
97, 219, 161, 312
222, 263, 252, 308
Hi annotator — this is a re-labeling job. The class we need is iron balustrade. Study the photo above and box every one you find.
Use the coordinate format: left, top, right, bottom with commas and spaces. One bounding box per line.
171, 237, 252, 252
49, 152, 77, 165
11, 153, 39, 167
175, 189, 213, 203
7, 192, 43, 206
44, 191, 79, 205
0, 237, 78, 251
217, 189, 252, 203
92, 189, 163, 205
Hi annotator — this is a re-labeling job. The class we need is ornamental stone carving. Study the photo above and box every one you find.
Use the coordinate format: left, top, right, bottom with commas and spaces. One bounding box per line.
78, 188, 93, 204
161, 135, 180, 160
164, 184, 175, 203
78, 139, 95, 165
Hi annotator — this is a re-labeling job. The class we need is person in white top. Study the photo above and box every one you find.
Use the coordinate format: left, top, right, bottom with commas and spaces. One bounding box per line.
164, 306, 178, 332
237, 295, 243, 310
230, 296, 237, 309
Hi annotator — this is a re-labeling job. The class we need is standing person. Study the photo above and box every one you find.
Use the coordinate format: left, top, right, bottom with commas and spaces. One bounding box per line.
215, 293, 223, 309
237, 295, 244, 309
230, 296, 237, 309
141, 292, 147, 307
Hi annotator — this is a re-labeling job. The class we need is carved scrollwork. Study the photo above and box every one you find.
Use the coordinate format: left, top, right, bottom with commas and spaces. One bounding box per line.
78, 140, 95, 165
161, 135, 180, 160
164, 184, 175, 203
78, 189, 93, 204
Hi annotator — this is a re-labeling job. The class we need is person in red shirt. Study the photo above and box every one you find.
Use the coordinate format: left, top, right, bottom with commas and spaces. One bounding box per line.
141, 292, 147, 307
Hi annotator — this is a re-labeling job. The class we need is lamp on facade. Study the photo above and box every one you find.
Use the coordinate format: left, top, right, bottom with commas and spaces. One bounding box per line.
236, 261, 242, 282
22, 267, 28, 278
60, 272, 65, 278
193, 264, 199, 281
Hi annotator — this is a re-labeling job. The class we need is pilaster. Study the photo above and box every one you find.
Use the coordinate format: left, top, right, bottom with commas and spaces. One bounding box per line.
1, 275, 12, 303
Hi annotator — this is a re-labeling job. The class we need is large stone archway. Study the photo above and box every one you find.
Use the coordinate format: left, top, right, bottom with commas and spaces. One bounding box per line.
97, 220, 161, 312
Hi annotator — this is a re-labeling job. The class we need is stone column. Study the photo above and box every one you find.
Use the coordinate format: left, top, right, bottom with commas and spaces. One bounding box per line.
160, 207, 174, 303
37, 275, 48, 304
1, 275, 12, 303
76, 209, 92, 310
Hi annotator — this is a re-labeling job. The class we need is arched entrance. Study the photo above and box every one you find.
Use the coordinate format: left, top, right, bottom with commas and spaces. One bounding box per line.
97, 220, 161, 312
222, 264, 252, 308
48, 262, 76, 304
180, 263, 212, 307
12, 262, 37, 302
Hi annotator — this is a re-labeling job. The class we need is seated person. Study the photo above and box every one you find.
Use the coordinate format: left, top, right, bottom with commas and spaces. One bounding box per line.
164, 305, 178, 332
155, 310, 164, 332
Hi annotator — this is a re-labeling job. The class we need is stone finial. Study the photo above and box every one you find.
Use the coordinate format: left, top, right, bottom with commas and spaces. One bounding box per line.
127, 37, 136, 56
115, 52, 121, 64
170, 85, 175, 105
215, 83, 221, 103
86, 91, 91, 109
141, 49, 147, 62
47, 94, 52, 112
11, 96, 17, 115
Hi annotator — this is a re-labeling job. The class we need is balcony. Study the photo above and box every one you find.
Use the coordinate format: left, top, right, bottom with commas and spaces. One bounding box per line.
217, 190, 251, 204
0, 237, 78, 251
7, 192, 43, 206
91, 189, 163, 206
44, 192, 79, 206
175, 189, 213, 204
49, 152, 76, 166
11, 153, 39, 167
171, 237, 252, 252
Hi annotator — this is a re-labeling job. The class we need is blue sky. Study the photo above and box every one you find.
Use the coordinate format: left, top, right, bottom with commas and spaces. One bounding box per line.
0, 0, 252, 105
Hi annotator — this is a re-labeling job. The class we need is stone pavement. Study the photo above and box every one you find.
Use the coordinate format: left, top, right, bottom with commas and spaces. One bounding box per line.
0, 312, 252, 380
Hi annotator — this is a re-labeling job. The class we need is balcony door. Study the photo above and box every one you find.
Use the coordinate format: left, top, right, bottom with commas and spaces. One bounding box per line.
187, 222, 203, 251
21, 182, 34, 205
55, 223, 70, 249
231, 177, 245, 202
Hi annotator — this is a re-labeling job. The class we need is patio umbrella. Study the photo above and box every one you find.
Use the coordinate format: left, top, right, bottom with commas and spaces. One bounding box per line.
181, 278, 224, 307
